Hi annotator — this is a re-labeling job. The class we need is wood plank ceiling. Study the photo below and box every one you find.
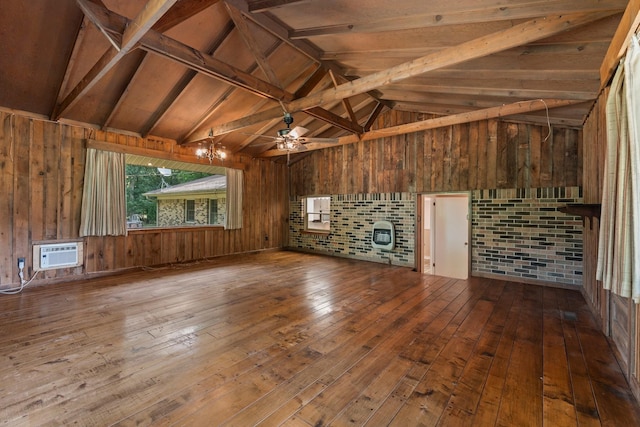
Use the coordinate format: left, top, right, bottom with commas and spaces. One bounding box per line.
0, 0, 628, 161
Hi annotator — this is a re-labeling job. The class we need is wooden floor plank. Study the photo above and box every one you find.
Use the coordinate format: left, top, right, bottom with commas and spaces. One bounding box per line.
0, 251, 638, 426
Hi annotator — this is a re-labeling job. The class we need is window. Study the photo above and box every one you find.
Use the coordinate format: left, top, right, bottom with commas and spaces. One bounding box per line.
304, 196, 331, 231
125, 155, 227, 229
185, 200, 196, 222
209, 198, 224, 225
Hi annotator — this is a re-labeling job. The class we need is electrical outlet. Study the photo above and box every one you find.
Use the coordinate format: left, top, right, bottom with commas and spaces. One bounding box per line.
17, 257, 25, 269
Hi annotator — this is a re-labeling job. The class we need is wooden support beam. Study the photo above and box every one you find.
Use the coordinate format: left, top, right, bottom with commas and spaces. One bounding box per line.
86, 139, 247, 170
259, 99, 583, 157
121, 0, 179, 50
53, 0, 177, 120
153, 0, 222, 33
281, 12, 616, 114
72, 1, 295, 104
364, 102, 386, 131
287, 0, 627, 38
302, 107, 364, 134
247, 0, 311, 13
600, 0, 640, 87
199, 12, 614, 138
141, 20, 237, 137
225, 2, 283, 88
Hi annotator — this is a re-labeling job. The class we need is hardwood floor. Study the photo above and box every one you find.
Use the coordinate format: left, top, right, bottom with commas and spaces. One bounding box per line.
1, 250, 639, 426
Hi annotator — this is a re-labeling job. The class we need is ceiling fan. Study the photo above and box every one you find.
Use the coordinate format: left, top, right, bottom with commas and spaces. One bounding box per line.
261, 113, 339, 153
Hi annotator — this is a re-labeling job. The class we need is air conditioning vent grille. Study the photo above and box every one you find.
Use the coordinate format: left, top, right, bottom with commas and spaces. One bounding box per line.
38, 243, 80, 269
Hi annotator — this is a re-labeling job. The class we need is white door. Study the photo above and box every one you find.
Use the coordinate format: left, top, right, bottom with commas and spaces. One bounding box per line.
434, 195, 469, 279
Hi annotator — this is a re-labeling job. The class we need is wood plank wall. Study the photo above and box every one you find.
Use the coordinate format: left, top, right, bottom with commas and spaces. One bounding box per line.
290, 110, 581, 196
582, 88, 640, 401
0, 111, 289, 287
582, 91, 609, 329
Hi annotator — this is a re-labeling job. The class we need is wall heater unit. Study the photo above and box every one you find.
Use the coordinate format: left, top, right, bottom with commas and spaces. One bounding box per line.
34, 242, 83, 270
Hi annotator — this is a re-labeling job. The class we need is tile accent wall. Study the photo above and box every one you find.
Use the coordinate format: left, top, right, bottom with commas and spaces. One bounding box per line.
471, 187, 583, 286
288, 193, 415, 267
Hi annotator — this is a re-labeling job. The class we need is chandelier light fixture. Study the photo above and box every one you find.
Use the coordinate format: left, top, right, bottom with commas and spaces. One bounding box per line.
196, 129, 226, 163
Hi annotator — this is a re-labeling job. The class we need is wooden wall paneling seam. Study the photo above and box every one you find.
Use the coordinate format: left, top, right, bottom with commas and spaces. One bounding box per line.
476, 120, 488, 190
530, 125, 542, 189
486, 120, 498, 189
30, 119, 45, 244
0, 113, 15, 285
46, 121, 62, 242
13, 116, 31, 283
496, 122, 509, 188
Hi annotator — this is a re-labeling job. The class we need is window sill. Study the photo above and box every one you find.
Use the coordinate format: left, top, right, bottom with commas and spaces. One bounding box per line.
127, 225, 225, 233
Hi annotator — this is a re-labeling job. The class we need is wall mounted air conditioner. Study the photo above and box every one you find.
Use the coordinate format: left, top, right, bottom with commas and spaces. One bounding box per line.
33, 242, 83, 270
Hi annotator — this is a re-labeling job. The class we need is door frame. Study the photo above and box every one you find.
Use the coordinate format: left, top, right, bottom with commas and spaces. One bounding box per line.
416, 192, 471, 276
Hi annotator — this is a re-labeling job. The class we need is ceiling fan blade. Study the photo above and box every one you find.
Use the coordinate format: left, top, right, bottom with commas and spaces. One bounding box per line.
298, 137, 339, 144
289, 126, 308, 139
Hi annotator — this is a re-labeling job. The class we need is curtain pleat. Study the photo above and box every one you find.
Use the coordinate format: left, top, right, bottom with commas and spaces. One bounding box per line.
79, 148, 127, 237
597, 62, 624, 289
225, 168, 243, 230
597, 33, 640, 303
625, 34, 640, 303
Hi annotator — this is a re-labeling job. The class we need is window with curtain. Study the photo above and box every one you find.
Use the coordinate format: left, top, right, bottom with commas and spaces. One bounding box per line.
80, 148, 127, 237
124, 155, 227, 229
80, 148, 242, 232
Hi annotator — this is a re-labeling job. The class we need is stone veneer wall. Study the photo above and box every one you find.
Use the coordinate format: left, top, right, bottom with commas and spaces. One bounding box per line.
157, 197, 226, 227
288, 193, 415, 267
471, 187, 583, 286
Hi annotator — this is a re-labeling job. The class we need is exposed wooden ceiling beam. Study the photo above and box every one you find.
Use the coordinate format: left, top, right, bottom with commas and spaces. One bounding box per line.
380, 85, 597, 102
121, 0, 178, 49
260, 99, 583, 157
141, 20, 237, 137
364, 102, 386, 132
180, 37, 287, 144
102, 0, 224, 134
103, 52, 147, 128
153, 0, 222, 33
203, 11, 615, 136
247, 0, 311, 13
225, 2, 283, 88
73, 1, 295, 103
287, 0, 627, 38
222, 0, 396, 130
53, 0, 178, 120
284, 12, 615, 111
303, 107, 364, 134
393, 102, 587, 127
600, 0, 640, 87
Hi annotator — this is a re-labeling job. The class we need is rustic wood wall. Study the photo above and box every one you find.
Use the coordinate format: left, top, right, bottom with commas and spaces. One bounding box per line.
290, 110, 582, 196
582, 88, 640, 400
582, 91, 609, 328
0, 111, 289, 287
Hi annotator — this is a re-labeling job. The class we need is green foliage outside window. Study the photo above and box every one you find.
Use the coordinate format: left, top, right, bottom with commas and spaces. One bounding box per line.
125, 164, 210, 227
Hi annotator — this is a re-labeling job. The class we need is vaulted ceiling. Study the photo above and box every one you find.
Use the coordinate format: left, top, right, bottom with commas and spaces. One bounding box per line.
0, 0, 629, 161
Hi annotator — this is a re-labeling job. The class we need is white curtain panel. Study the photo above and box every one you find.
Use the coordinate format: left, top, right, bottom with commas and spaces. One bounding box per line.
596, 64, 629, 292
79, 148, 127, 237
625, 34, 640, 303
225, 168, 243, 230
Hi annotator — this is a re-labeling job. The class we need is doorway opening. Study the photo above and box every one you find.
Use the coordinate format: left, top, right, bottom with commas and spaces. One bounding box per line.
416, 193, 470, 279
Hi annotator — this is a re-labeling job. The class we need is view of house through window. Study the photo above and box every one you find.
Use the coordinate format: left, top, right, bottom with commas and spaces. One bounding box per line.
125, 155, 226, 229
304, 196, 331, 231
